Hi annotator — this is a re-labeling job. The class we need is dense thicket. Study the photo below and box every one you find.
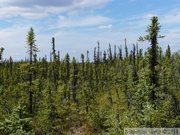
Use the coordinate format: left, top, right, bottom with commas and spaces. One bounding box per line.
0, 17, 180, 135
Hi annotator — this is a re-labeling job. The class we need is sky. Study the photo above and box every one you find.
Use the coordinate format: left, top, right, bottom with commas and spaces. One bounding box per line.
0, 0, 180, 61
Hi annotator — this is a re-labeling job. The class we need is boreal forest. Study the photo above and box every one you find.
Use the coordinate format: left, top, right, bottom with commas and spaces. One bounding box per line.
0, 16, 179, 135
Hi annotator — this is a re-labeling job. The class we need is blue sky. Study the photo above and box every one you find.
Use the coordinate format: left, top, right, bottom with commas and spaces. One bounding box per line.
0, 0, 180, 61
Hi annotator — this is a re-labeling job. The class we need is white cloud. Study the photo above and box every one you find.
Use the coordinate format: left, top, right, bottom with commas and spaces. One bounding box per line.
0, 0, 74, 7
98, 24, 112, 29
0, 0, 112, 19
75, 0, 112, 8
1, 0, 179, 61
0, 0, 113, 60
0, 26, 29, 60
160, 29, 180, 44
143, 14, 157, 19
0, 0, 111, 7
141, 9, 180, 26
161, 12, 180, 25
0, 6, 25, 19
55, 15, 111, 28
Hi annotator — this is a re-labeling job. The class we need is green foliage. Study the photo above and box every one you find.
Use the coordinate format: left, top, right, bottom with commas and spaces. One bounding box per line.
0, 17, 179, 134
0, 101, 34, 135
27, 27, 38, 53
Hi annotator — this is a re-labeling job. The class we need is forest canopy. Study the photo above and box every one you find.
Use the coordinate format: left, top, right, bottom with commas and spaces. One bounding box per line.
0, 16, 179, 135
